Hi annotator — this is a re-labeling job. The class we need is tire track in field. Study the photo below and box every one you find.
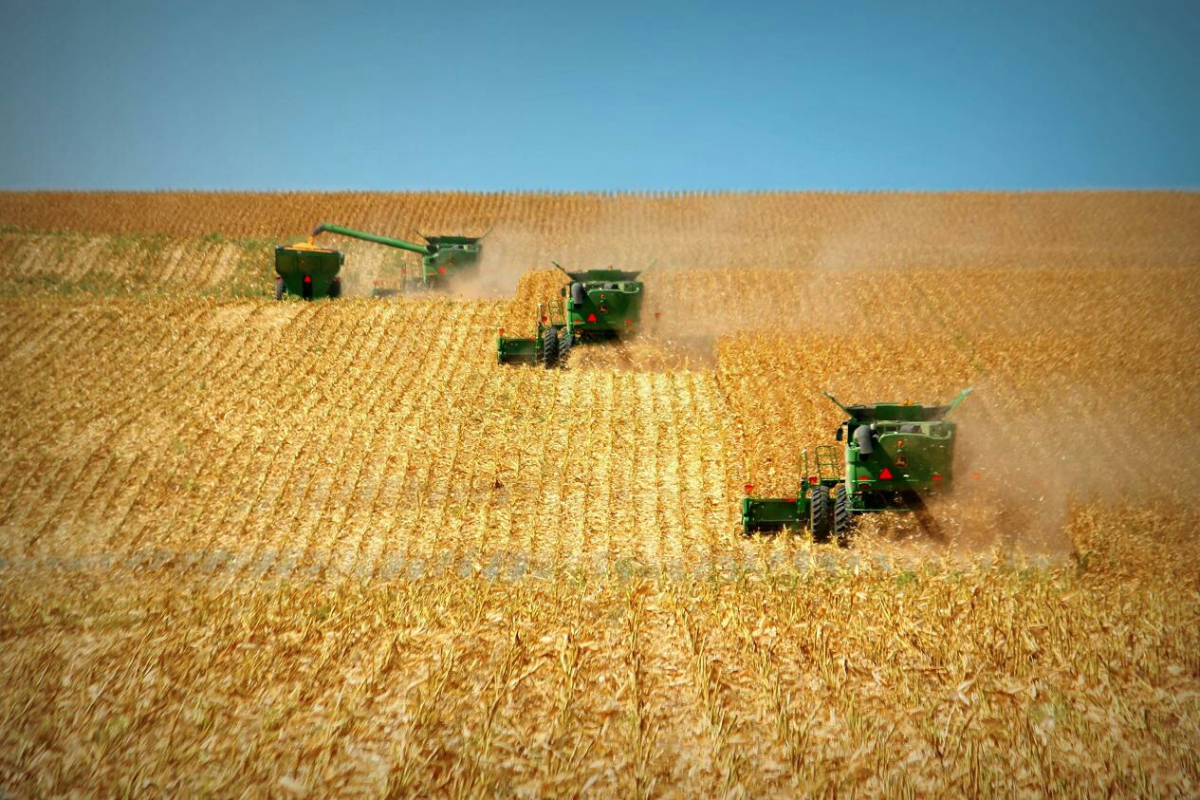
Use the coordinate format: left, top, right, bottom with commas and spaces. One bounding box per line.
393, 304, 484, 574
53, 302, 275, 557
111, 303, 328, 563
325, 303, 493, 583
550, 370, 595, 569
15, 302, 215, 555
233, 303, 382, 582
409, 305, 495, 572
487, 367, 553, 567
149, 302, 336, 565
108, 302, 314, 561
527, 367, 575, 567
358, 307, 449, 582
592, 371, 620, 570
631, 374, 660, 569
435, 317, 525, 577
138, 302, 326, 567
281, 305, 394, 579
314, 305, 423, 583
523, 367, 567, 566
230, 301, 370, 574
0, 303, 93, 525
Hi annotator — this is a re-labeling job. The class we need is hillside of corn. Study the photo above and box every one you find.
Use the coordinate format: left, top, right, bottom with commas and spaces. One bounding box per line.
1, 191, 1198, 796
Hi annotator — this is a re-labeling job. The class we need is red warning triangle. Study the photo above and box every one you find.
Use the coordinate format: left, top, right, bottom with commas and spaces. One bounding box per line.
879, 467, 893, 480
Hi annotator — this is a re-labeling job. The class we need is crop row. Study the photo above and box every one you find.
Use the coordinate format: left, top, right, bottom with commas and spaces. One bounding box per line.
3, 191, 1198, 272
2, 515, 1197, 796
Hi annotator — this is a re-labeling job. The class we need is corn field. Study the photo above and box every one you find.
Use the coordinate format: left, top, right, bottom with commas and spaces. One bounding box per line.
1, 192, 1198, 796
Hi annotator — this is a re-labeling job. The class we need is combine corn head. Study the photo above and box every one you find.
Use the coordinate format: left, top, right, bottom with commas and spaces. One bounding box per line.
497, 263, 644, 367
742, 388, 972, 544
273, 223, 482, 299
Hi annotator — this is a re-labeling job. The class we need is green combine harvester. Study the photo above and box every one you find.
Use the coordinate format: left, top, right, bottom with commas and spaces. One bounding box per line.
742, 388, 973, 544
273, 223, 482, 299
497, 263, 644, 367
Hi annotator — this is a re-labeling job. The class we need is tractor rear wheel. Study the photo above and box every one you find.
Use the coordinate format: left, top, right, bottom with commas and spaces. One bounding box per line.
274, 277, 284, 300
541, 327, 559, 368
558, 328, 573, 364
810, 485, 832, 543
833, 484, 854, 547
328, 277, 342, 299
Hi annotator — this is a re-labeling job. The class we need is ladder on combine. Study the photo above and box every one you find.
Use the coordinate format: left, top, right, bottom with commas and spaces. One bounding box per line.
802, 445, 842, 486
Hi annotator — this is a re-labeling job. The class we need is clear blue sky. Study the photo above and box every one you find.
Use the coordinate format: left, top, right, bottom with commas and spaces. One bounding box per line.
1, 0, 1197, 190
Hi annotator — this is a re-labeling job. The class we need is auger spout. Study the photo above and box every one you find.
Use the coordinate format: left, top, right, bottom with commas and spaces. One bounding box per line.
311, 223, 433, 256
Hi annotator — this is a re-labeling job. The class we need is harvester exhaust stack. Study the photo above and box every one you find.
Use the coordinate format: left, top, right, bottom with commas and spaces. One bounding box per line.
945, 387, 974, 416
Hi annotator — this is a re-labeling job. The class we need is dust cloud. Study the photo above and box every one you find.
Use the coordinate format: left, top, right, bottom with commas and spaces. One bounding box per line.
845, 373, 1200, 561
440, 225, 546, 300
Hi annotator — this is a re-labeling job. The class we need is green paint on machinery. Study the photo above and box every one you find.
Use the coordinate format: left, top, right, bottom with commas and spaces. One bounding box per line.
273, 223, 482, 299
273, 242, 345, 300
311, 223, 482, 291
742, 388, 973, 544
497, 263, 645, 367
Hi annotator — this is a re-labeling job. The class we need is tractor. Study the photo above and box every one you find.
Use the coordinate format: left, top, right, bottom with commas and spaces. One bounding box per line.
273, 223, 482, 299
497, 263, 644, 367
742, 388, 972, 544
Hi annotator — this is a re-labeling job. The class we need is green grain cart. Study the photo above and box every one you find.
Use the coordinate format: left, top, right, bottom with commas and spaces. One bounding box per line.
274, 242, 346, 300
742, 388, 972, 544
497, 264, 644, 367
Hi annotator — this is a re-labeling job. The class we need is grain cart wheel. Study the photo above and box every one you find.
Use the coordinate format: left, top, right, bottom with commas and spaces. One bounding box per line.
809, 485, 832, 543
833, 484, 854, 547
328, 277, 342, 299
558, 328, 573, 365
541, 327, 559, 368
274, 277, 285, 300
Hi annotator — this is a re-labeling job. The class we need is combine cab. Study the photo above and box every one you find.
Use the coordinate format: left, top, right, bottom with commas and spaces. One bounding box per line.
274, 242, 345, 300
498, 265, 644, 367
742, 388, 973, 544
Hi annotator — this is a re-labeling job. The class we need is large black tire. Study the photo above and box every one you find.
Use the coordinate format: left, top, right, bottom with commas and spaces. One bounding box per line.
541, 327, 559, 369
558, 328, 573, 365
328, 277, 342, 299
809, 485, 832, 543
833, 484, 854, 547
274, 276, 285, 300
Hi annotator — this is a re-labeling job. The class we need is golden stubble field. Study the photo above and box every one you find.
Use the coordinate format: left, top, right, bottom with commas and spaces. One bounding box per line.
1, 191, 1198, 796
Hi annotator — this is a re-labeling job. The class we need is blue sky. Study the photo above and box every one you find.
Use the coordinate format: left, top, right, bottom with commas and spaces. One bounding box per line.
1, 0, 1197, 190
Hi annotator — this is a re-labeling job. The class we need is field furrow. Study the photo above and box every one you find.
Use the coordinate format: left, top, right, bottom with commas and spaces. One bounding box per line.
1, 191, 1199, 796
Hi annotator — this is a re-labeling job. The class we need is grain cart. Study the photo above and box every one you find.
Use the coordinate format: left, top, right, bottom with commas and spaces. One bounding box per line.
497, 263, 644, 367
274, 241, 346, 300
310, 223, 482, 291
742, 388, 972, 544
